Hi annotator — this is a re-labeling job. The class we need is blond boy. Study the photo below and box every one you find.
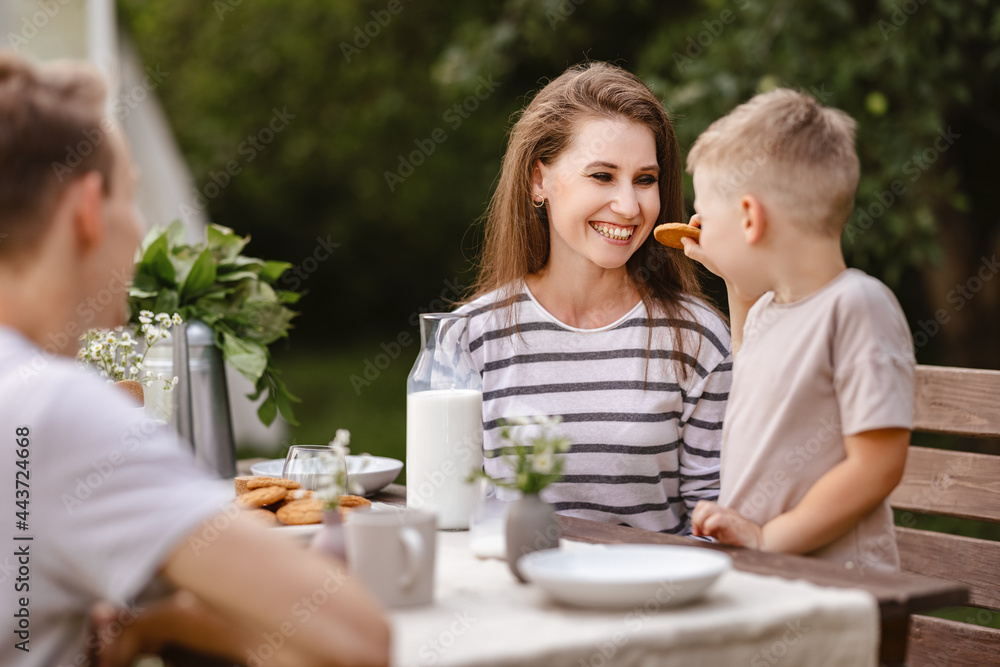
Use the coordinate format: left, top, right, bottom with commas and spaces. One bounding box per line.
684, 89, 915, 572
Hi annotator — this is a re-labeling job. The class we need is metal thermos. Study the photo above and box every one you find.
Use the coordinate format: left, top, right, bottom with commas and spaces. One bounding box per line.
172, 320, 237, 477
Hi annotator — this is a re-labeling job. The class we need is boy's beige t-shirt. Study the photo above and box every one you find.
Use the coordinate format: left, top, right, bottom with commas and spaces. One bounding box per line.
718, 269, 914, 573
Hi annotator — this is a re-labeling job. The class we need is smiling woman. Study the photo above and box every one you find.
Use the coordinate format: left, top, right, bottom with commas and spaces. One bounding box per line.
455, 62, 733, 535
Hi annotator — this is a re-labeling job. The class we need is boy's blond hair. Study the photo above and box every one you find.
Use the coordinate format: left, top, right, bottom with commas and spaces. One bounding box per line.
686, 88, 859, 238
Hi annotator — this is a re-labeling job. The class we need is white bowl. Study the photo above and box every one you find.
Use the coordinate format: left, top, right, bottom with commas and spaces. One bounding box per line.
250, 455, 403, 496
519, 544, 731, 608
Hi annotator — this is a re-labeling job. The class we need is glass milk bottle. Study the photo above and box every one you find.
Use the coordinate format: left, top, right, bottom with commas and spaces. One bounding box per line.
406, 313, 483, 530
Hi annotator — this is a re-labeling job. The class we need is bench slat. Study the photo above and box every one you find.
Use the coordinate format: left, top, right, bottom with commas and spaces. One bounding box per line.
896, 527, 1000, 611
907, 615, 1000, 666
914, 365, 1000, 438
890, 447, 1000, 523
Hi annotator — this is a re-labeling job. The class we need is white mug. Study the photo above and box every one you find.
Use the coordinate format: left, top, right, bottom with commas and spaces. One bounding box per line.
345, 508, 436, 608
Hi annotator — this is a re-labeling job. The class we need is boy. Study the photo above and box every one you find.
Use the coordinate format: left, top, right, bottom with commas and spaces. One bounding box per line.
684, 89, 915, 572
0, 52, 389, 665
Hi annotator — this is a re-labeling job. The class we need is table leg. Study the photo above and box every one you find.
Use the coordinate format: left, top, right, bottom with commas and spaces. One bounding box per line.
879, 615, 911, 667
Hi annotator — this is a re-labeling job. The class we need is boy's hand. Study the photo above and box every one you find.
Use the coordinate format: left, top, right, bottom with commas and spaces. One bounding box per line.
679, 217, 724, 279
691, 500, 763, 549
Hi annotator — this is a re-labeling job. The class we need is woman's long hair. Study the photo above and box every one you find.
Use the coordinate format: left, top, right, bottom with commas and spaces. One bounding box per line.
467, 61, 720, 378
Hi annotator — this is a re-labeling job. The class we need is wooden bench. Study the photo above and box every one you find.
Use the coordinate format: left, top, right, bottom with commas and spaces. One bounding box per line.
890, 365, 1000, 666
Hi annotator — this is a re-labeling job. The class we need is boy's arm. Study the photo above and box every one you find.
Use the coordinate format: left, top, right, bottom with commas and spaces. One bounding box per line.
760, 427, 909, 554
693, 428, 909, 554
162, 512, 391, 667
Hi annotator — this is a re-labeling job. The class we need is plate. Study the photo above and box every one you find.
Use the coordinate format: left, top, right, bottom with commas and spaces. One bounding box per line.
250, 455, 403, 497
519, 544, 731, 608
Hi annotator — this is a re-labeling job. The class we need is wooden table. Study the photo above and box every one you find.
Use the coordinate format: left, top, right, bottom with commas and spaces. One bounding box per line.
364, 483, 967, 667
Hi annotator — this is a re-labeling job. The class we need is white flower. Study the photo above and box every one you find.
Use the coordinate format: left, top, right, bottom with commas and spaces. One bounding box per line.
90, 342, 104, 354
532, 452, 554, 474
138, 313, 153, 325
128, 366, 139, 377
332, 429, 351, 448
172, 313, 183, 325
119, 333, 135, 347
535, 415, 563, 427
507, 416, 530, 426
157, 373, 164, 381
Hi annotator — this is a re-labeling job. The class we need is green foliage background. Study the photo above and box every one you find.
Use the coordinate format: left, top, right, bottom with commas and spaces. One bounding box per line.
118, 0, 1000, 364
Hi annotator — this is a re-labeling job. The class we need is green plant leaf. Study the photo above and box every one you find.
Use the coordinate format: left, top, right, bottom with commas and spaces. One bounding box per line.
277, 290, 303, 304
165, 219, 187, 246
149, 247, 176, 285
261, 260, 293, 283
216, 270, 259, 283
221, 332, 268, 382
207, 224, 249, 263
257, 396, 278, 426
129, 287, 158, 299
182, 248, 218, 300
153, 290, 180, 315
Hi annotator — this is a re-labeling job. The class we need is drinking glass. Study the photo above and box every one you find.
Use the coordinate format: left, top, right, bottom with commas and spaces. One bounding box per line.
282, 445, 347, 491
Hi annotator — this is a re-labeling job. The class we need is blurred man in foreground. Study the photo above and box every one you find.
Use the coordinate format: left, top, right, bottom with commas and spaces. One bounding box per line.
0, 51, 389, 667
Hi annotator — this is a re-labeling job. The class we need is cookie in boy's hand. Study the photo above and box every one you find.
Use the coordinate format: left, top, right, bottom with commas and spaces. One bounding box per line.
653, 223, 700, 249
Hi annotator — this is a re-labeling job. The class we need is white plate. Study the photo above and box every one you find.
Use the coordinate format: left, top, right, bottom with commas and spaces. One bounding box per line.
250, 455, 403, 497
519, 544, 731, 608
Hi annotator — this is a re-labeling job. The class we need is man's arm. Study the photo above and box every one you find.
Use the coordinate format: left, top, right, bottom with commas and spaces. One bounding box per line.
693, 428, 910, 554
162, 513, 390, 667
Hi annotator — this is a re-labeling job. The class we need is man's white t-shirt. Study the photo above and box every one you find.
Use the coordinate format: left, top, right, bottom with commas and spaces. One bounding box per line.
0, 326, 232, 666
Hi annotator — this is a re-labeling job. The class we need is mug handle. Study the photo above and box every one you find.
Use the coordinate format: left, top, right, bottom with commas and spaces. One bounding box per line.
398, 527, 424, 590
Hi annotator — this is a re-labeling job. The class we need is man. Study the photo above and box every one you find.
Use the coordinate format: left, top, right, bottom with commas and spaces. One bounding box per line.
0, 52, 389, 666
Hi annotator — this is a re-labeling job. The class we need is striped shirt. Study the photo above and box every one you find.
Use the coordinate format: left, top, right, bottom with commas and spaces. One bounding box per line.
455, 285, 732, 534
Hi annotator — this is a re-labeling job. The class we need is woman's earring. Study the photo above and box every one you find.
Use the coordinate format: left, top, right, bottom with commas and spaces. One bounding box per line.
533, 195, 545, 208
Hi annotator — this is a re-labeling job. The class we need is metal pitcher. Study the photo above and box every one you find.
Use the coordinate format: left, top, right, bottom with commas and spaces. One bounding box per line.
172, 320, 237, 477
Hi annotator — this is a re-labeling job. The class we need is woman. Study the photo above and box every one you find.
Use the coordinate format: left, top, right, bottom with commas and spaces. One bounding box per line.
456, 62, 732, 534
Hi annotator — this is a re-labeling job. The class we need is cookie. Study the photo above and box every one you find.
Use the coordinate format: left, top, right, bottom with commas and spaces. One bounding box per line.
245, 476, 302, 492
653, 223, 700, 249
245, 508, 278, 525
338, 495, 371, 520
236, 485, 287, 509
276, 498, 324, 525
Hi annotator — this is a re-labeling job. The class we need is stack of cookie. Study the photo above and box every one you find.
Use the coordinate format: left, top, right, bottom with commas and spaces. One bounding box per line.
234, 475, 371, 525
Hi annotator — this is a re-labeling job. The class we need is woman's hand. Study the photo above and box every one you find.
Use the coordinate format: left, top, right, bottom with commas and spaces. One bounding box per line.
691, 500, 763, 549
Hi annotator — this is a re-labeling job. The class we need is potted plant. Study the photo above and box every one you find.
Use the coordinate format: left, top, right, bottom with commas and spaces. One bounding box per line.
128, 220, 302, 426
77, 311, 181, 406
470, 415, 571, 582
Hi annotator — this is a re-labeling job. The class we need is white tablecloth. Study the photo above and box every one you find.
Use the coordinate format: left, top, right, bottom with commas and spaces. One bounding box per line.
390, 532, 879, 667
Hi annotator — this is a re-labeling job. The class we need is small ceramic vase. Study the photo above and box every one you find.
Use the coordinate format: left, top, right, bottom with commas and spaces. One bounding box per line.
310, 509, 348, 561
505, 493, 561, 583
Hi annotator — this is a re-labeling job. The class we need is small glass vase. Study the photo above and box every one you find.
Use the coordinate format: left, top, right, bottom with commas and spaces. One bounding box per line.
309, 509, 347, 561
505, 493, 561, 583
